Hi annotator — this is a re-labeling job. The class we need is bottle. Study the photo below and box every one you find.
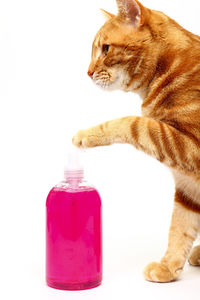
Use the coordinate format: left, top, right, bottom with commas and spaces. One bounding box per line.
46, 147, 102, 290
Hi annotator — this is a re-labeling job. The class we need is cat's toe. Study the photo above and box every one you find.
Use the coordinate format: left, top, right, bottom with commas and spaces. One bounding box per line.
188, 246, 200, 266
143, 262, 177, 283
72, 130, 96, 148
72, 130, 88, 148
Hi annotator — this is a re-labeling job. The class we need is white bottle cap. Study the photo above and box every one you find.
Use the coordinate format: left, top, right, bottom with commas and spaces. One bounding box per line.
64, 145, 84, 180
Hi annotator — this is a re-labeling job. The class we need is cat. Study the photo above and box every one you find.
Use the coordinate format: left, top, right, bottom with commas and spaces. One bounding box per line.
73, 0, 200, 282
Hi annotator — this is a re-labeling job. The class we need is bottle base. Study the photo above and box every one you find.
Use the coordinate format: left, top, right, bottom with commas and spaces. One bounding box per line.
46, 277, 102, 291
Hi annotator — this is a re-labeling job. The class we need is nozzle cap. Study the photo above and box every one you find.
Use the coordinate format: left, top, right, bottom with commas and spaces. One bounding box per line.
64, 145, 84, 180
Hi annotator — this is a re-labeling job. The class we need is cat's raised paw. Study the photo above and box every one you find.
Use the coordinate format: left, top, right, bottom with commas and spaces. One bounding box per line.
143, 262, 177, 283
72, 129, 103, 148
72, 130, 90, 148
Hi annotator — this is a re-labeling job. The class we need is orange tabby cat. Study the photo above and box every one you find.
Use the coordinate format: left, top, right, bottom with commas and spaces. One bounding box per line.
73, 0, 200, 282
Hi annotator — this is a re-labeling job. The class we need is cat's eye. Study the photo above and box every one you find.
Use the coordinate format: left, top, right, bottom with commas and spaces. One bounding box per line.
102, 44, 110, 55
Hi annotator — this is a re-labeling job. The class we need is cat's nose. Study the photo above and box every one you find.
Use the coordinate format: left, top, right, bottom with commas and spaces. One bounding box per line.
87, 70, 94, 78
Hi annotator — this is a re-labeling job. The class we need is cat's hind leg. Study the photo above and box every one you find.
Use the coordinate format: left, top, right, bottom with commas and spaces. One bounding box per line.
143, 190, 200, 283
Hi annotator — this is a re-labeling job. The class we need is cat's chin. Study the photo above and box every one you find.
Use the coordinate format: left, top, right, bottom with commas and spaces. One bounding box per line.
93, 75, 125, 92
94, 81, 119, 91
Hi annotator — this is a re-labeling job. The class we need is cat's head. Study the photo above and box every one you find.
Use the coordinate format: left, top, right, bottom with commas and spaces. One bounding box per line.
88, 0, 169, 94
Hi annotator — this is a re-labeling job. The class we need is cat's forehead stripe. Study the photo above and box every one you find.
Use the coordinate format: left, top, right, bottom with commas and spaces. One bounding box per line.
94, 35, 101, 47
96, 33, 108, 47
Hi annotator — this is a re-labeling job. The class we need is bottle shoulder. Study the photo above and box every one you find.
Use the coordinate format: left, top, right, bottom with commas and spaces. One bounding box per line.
46, 180, 102, 207
51, 180, 97, 193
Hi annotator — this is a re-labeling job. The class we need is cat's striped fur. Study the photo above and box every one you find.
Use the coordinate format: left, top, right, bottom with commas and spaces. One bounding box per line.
73, 0, 200, 282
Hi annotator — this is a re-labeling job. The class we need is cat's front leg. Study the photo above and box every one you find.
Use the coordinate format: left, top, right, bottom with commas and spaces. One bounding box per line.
72, 117, 135, 148
143, 190, 200, 283
73, 116, 196, 171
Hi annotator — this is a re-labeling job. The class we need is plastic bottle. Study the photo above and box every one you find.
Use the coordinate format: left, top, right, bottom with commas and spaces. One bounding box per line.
46, 147, 102, 290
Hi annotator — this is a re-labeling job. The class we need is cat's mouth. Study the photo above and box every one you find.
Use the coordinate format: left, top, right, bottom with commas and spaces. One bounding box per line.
92, 71, 121, 91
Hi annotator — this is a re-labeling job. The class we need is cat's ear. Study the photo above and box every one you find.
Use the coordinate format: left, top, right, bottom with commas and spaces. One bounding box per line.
100, 9, 115, 21
116, 0, 146, 27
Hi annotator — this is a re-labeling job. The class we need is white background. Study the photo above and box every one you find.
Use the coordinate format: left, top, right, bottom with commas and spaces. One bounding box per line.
1, 0, 200, 299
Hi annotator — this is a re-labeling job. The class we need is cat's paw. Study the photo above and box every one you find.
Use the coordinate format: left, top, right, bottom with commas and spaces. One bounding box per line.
72, 130, 92, 148
143, 262, 179, 283
72, 129, 105, 148
188, 246, 200, 266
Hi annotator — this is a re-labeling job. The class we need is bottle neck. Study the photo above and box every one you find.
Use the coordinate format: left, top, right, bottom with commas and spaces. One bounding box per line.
64, 169, 84, 186
66, 176, 82, 184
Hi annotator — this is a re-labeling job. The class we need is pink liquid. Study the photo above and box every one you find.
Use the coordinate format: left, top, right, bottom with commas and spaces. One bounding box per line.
46, 184, 102, 290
